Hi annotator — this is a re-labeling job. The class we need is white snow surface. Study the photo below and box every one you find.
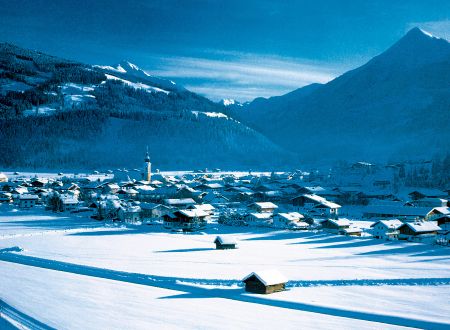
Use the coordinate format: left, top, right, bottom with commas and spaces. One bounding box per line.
104, 74, 169, 94
0, 205, 449, 329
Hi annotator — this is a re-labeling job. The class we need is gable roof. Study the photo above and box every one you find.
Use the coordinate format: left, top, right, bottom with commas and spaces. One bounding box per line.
277, 212, 304, 221
370, 219, 403, 229
242, 269, 288, 286
400, 221, 441, 233
214, 236, 237, 245
251, 202, 278, 209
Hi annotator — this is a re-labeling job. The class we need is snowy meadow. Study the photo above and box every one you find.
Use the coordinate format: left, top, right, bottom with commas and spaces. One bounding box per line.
1, 206, 449, 329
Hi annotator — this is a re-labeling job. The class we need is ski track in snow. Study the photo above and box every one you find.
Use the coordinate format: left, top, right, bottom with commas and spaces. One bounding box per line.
0, 299, 55, 330
1, 252, 449, 329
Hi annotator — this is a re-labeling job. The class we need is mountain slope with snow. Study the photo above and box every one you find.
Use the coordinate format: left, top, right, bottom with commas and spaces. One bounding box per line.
232, 28, 450, 164
0, 44, 296, 169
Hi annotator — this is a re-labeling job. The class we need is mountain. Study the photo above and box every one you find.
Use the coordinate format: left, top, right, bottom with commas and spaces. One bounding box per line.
0, 43, 296, 170
231, 28, 450, 164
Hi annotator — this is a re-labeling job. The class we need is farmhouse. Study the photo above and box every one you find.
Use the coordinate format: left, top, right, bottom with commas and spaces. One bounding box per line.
248, 202, 278, 213
244, 212, 273, 227
398, 222, 441, 240
362, 205, 430, 221
320, 218, 350, 233
140, 203, 171, 223
426, 207, 450, 221
163, 209, 208, 231
242, 270, 288, 294
292, 194, 341, 219
214, 236, 237, 249
18, 194, 39, 208
60, 195, 79, 212
118, 205, 142, 224
272, 212, 306, 229
163, 198, 196, 208
370, 219, 403, 240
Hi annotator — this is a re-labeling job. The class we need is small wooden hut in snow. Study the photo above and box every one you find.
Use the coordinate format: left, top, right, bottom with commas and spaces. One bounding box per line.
242, 269, 287, 294
214, 236, 237, 250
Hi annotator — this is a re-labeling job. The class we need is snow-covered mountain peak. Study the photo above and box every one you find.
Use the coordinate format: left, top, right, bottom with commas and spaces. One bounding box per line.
368, 26, 450, 69
117, 60, 150, 78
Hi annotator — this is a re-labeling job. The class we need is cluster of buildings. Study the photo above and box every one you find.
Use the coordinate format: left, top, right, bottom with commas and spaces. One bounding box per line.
0, 154, 449, 243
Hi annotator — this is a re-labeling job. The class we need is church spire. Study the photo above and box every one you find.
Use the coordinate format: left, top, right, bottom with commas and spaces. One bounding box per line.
144, 146, 150, 163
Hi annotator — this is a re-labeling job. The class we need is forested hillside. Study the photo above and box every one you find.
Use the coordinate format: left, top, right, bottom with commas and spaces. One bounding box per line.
0, 43, 297, 170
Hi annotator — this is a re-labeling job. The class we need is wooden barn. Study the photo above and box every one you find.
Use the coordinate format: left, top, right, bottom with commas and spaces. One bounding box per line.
242, 270, 288, 294
214, 236, 237, 249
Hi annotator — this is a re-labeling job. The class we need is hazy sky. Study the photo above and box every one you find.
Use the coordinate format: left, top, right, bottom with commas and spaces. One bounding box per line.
1, 0, 449, 101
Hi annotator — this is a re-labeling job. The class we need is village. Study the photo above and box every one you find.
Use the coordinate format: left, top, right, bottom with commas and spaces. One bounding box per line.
1, 154, 450, 328
1, 152, 449, 246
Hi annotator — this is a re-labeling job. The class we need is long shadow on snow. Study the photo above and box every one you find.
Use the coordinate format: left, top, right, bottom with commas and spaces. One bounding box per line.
155, 248, 215, 253
314, 239, 385, 249
243, 231, 314, 241
0, 253, 449, 329
358, 243, 450, 256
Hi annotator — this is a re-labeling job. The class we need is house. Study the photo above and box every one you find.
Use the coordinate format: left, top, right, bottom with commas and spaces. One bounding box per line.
242, 269, 288, 294
118, 205, 142, 224
201, 192, 229, 205
411, 197, 448, 208
408, 189, 447, 201
435, 215, 450, 231
426, 207, 450, 221
60, 195, 79, 212
244, 212, 273, 227
248, 202, 278, 213
140, 203, 171, 223
187, 204, 215, 215
370, 219, 403, 240
18, 194, 39, 208
163, 198, 196, 209
398, 222, 441, 240
342, 226, 363, 237
272, 212, 306, 229
320, 218, 350, 233
214, 236, 237, 249
163, 209, 208, 231
362, 205, 430, 221
292, 194, 341, 219
30, 178, 47, 188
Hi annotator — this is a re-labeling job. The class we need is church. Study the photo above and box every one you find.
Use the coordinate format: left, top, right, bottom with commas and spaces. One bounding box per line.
113, 150, 152, 183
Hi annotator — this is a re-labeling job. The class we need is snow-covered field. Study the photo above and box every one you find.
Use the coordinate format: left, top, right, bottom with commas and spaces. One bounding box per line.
1, 206, 449, 329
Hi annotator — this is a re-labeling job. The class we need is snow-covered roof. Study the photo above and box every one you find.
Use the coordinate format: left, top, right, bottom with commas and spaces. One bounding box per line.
242, 269, 288, 286
252, 202, 278, 209
343, 226, 362, 234
327, 218, 350, 227
214, 236, 237, 245
19, 194, 39, 200
277, 212, 304, 221
402, 221, 441, 233
428, 207, 450, 215
247, 213, 273, 219
191, 204, 215, 211
164, 198, 196, 205
177, 209, 209, 218
363, 205, 430, 217
370, 219, 403, 229
303, 194, 341, 209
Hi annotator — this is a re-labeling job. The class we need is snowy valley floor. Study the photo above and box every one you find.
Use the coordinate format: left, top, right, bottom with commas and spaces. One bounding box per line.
0, 207, 449, 329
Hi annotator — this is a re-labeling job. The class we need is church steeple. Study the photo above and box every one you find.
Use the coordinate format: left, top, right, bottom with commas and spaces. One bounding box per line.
143, 147, 151, 182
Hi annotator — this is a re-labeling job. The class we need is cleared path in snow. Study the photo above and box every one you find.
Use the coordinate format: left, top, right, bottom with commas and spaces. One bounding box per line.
1, 252, 449, 329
